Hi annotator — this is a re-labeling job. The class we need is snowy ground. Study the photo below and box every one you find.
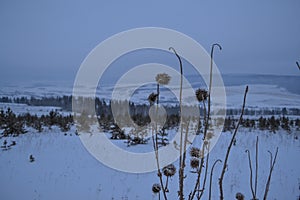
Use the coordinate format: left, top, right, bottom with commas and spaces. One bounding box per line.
0, 125, 299, 200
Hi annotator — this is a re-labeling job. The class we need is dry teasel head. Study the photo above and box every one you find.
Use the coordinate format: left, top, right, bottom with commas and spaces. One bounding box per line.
152, 183, 161, 193
195, 88, 208, 102
156, 73, 171, 85
189, 147, 201, 158
235, 192, 245, 200
205, 131, 214, 140
190, 158, 200, 169
162, 164, 176, 177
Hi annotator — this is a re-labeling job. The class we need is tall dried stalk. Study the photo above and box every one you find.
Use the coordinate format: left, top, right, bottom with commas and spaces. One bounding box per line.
219, 86, 249, 200
205, 43, 222, 139
169, 47, 185, 200
189, 43, 222, 200
151, 73, 171, 200
245, 149, 255, 199
263, 147, 279, 200
255, 136, 258, 197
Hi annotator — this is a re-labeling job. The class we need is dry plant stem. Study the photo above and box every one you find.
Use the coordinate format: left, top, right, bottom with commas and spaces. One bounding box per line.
209, 159, 222, 200
245, 149, 256, 199
205, 43, 222, 139
255, 136, 258, 197
297, 61, 300, 70
263, 147, 279, 200
218, 86, 249, 200
151, 98, 168, 200
169, 47, 184, 200
152, 131, 168, 200
189, 101, 207, 200
157, 84, 160, 105
189, 152, 205, 200
198, 145, 210, 199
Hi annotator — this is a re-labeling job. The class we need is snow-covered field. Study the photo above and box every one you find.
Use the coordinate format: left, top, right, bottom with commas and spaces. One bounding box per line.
0, 75, 299, 200
0, 126, 299, 200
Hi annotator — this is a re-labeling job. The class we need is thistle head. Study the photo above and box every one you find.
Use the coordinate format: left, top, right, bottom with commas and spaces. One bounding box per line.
189, 147, 201, 158
156, 73, 171, 85
195, 88, 208, 102
190, 158, 200, 169
205, 131, 214, 140
235, 192, 245, 200
162, 164, 176, 177
152, 183, 161, 193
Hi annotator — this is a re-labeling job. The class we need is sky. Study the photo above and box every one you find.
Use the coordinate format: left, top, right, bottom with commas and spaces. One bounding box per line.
0, 0, 299, 82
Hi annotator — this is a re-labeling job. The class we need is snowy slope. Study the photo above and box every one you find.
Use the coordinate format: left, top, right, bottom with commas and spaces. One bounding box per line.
1, 79, 300, 109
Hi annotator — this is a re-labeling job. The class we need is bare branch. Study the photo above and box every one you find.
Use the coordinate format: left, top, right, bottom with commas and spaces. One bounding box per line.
219, 86, 249, 200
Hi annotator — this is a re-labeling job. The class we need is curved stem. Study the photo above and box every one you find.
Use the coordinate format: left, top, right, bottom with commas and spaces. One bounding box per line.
169, 47, 185, 200
263, 147, 279, 200
206, 43, 222, 139
209, 159, 222, 200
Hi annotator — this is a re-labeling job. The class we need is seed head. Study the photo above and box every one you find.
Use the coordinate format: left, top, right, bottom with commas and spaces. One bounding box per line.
195, 88, 208, 102
156, 73, 171, 85
235, 192, 245, 200
152, 183, 161, 193
189, 147, 201, 158
190, 158, 200, 169
162, 164, 176, 177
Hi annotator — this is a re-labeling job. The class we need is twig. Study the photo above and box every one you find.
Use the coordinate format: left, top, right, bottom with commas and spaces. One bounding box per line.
263, 147, 279, 200
296, 61, 300, 70
245, 149, 256, 199
218, 86, 249, 200
209, 159, 222, 200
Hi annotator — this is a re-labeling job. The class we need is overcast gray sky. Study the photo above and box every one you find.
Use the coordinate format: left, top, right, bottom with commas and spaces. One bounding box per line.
0, 0, 299, 82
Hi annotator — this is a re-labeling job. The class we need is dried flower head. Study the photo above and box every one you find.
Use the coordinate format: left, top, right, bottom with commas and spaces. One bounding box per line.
156, 73, 171, 85
190, 158, 200, 169
205, 131, 214, 140
162, 164, 176, 177
148, 92, 158, 104
189, 147, 201, 158
235, 192, 245, 200
152, 183, 161, 193
195, 88, 208, 102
